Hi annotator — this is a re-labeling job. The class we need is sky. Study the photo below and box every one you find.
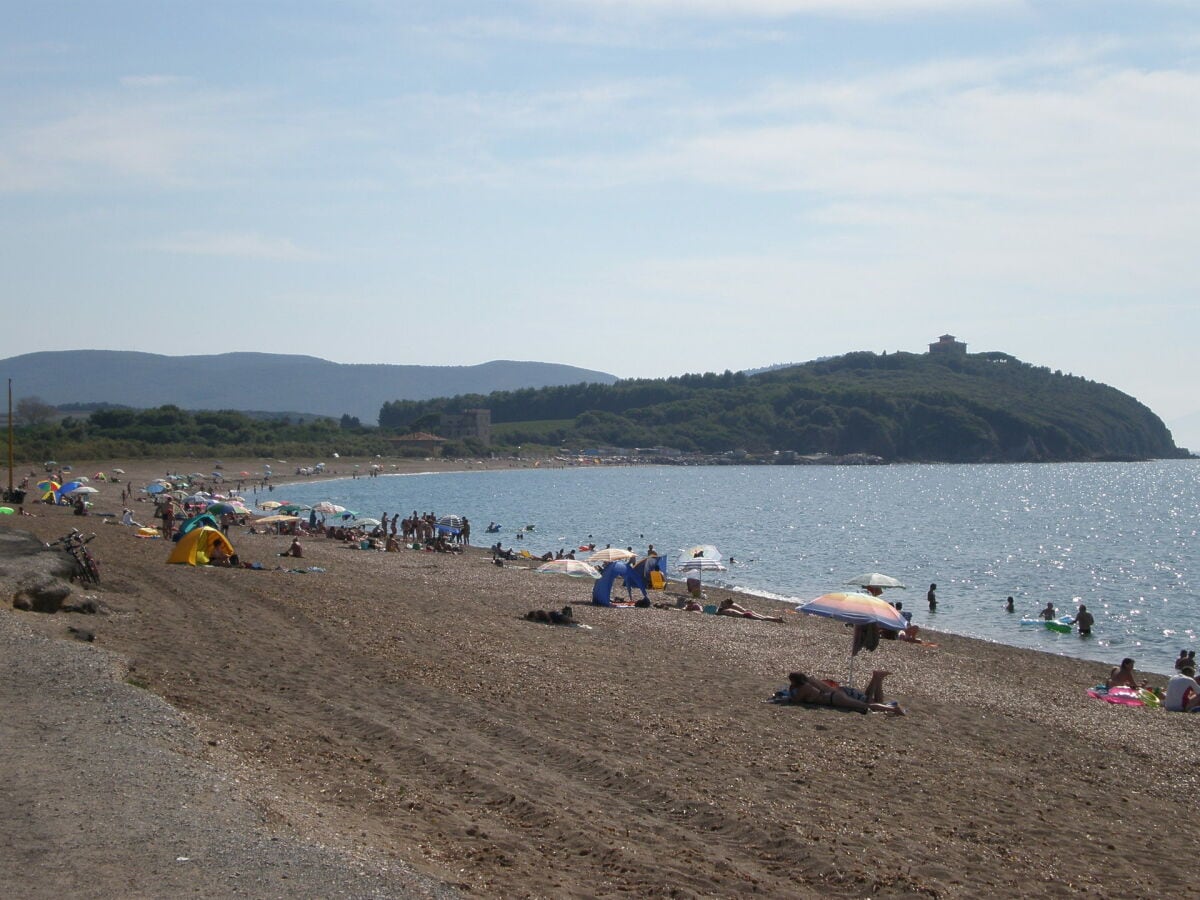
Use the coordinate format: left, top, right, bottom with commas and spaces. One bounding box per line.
4, 1, 1200, 448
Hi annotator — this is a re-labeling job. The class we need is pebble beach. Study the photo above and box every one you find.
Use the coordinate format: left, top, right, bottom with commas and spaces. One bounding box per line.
2, 457, 1197, 898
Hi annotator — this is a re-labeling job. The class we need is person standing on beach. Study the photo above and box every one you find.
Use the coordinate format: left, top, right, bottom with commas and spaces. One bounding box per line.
160, 498, 176, 540
927, 583, 937, 611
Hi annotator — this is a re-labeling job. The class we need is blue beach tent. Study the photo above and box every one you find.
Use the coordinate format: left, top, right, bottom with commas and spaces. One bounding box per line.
591, 555, 668, 606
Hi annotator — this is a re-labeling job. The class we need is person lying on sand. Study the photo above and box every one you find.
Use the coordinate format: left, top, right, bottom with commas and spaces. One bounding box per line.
717, 598, 783, 622
782, 671, 905, 715
525, 606, 576, 625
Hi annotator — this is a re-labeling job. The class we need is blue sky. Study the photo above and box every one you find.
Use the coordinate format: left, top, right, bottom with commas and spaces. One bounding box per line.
4, 2, 1199, 447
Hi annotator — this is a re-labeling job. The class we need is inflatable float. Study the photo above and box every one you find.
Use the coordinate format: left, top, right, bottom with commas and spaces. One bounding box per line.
1087, 685, 1145, 706
1020, 615, 1075, 633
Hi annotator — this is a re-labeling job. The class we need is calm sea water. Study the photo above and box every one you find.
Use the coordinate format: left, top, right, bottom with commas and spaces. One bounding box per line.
275, 461, 1200, 675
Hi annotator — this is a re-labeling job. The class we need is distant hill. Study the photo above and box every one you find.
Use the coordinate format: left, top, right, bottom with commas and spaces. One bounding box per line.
382, 350, 1183, 463
0, 351, 618, 424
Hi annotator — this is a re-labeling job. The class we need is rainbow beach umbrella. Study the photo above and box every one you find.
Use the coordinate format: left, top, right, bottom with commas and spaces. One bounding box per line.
797, 592, 910, 686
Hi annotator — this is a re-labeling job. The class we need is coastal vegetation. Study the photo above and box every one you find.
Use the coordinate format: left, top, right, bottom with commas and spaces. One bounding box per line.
4, 351, 1181, 463
381, 351, 1182, 462
6, 405, 394, 463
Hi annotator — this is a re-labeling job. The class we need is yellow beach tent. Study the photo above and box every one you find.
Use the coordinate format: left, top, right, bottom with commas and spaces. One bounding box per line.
167, 526, 236, 566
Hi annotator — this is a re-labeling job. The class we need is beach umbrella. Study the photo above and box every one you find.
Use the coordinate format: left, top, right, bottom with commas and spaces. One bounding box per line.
254, 514, 302, 525
312, 501, 343, 515
77, 476, 90, 483
112, 468, 125, 474
436, 514, 464, 535
67, 485, 99, 495
797, 592, 910, 686
351, 517, 382, 528
146, 483, 166, 494
536, 559, 601, 579
586, 547, 636, 563
208, 501, 250, 515
259, 500, 283, 510
184, 493, 212, 505
676, 555, 727, 591
277, 504, 311, 515
844, 572, 907, 590
681, 544, 722, 562
35, 479, 59, 494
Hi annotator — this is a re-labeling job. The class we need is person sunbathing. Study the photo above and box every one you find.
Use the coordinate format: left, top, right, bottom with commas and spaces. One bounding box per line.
784, 671, 905, 715
717, 598, 783, 622
1106, 657, 1141, 690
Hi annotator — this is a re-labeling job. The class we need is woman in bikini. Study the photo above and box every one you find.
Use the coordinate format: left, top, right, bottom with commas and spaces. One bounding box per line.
785, 671, 905, 715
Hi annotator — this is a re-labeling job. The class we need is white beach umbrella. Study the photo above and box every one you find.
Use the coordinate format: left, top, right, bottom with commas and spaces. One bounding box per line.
536, 559, 601, 579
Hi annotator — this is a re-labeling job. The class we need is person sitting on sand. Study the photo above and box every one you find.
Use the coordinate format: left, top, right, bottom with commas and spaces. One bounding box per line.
782, 671, 905, 715
1175, 650, 1190, 671
280, 537, 303, 559
209, 542, 234, 567
1106, 657, 1141, 690
717, 598, 783, 622
1164, 666, 1200, 712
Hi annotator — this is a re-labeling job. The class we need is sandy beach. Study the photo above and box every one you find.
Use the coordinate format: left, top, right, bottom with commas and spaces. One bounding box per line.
2, 457, 1197, 898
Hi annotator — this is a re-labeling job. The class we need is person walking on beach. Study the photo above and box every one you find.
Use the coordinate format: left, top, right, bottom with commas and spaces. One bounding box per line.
927, 583, 937, 612
1073, 604, 1094, 636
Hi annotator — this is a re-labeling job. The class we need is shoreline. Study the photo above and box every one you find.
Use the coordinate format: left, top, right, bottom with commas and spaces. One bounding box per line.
2, 456, 1197, 896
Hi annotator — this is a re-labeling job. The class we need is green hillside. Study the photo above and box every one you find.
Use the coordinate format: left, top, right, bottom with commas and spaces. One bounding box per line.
381, 351, 1182, 462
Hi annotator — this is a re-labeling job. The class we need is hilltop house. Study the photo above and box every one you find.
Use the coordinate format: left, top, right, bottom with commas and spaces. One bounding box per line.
929, 334, 967, 354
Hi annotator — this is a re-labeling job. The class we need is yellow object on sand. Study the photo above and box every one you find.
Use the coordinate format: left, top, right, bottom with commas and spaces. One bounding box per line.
167, 526, 236, 566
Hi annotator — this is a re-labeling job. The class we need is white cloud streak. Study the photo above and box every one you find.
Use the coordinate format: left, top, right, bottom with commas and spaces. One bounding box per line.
146, 232, 317, 261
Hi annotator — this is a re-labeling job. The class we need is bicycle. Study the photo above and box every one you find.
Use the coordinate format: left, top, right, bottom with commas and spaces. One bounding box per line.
46, 529, 101, 585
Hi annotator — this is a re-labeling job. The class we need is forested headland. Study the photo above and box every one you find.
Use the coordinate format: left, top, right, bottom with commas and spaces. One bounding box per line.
380, 351, 1184, 463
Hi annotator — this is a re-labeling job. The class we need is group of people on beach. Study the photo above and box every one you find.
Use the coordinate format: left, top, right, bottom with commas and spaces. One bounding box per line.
1104, 656, 1200, 712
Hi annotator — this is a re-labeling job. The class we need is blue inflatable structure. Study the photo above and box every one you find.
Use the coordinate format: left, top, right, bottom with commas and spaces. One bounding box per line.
591, 555, 669, 606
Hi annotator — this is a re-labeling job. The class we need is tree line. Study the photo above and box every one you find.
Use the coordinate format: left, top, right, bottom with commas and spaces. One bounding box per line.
380, 352, 1181, 462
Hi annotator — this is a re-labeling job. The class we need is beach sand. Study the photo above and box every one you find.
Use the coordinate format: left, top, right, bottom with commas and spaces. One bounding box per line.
2, 458, 1196, 897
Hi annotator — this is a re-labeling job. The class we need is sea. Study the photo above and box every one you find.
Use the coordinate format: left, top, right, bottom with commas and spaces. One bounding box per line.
271, 460, 1200, 676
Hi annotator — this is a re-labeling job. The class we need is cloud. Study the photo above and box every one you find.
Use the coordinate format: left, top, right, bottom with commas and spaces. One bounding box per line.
0, 82, 285, 193
145, 232, 317, 261
549, 0, 1021, 18
118, 74, 194, 89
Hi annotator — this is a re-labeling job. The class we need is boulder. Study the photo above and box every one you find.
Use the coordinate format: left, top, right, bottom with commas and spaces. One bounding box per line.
12, 577, 73, 614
